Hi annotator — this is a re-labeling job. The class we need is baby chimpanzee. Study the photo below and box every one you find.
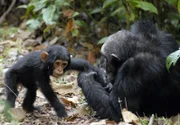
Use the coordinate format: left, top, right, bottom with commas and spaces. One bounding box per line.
5, 45, 70, 117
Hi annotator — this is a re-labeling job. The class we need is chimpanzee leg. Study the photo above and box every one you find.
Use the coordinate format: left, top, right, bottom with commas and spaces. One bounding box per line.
22, 85, 37, 112
5, 72, 19, 107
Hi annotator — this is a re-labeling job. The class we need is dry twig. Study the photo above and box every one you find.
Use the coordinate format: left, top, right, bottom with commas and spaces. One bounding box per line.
0, 0, 16, 24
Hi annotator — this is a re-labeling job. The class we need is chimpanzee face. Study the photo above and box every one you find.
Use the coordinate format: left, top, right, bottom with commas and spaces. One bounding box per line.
40, 45, 70, 78
53, 60, 68, 78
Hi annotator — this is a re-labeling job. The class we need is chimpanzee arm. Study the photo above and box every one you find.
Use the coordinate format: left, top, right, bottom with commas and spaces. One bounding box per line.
68, 58, 94, 71
68, 58, 108, 86
38, 77, 67, 117
113, 53, 164, 97
110, 53, 165, 112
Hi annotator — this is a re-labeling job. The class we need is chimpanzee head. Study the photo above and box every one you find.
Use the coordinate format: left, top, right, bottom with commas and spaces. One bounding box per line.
100, 30, 138, 74
40, 45, 70, 78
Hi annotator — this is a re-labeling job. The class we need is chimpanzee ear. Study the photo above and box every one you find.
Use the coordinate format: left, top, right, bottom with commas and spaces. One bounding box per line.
41, 51, 49, 62
111, 53, 120, 61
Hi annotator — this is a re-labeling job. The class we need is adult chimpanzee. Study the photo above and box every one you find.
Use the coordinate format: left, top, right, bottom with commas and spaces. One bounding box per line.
101, 20, 180, 119
77, 20, 180, 122
5, 45, 70, 117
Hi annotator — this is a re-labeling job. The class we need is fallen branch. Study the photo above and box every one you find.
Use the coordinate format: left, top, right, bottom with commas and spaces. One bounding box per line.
0, 0, 16, 24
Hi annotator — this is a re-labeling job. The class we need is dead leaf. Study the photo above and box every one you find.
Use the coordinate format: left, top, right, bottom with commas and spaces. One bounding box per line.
50, 37, 59, 45
66, 113, 79, 122
88, 51, 96, 64
118, 122, 133, 125
65, 19, 79, 39
60, 97, 77, 108
106, 120, 116, 124
23, 39, 36, 47
8, 108, 26, 121
90, 120, 106, 125
67, 96, 79, 104
121, 108, 140, 124
77, 104, 88, 116
35, 36, 43, 44
65, 19, 74, 37
0, 40, 16, 46
63, 9, 74, 18
170, 114, 180, 125
16, 38, 23, 45
80, 42, 94, 50
33, 44, 48, 50
17, 31, 32, 40
36, 90, 46, 99
52, 83, 74, 95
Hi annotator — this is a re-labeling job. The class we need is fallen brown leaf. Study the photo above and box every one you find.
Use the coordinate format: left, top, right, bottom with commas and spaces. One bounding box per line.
121, 108, 140, 125
17, 31, 32, 40
90, 120, 106, 125
50, 37, 59, 45
8, 108, 26, 121
61, 97, 77, 108
76, 104, 88, 116
52, 83, 74, 95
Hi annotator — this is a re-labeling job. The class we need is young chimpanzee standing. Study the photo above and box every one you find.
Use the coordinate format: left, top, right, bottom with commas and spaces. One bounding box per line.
5, 45, 70, 117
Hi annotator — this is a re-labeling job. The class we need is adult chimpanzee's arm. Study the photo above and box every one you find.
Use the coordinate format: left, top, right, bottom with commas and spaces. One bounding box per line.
110, 53, 165, 113
38, 77, 67, 117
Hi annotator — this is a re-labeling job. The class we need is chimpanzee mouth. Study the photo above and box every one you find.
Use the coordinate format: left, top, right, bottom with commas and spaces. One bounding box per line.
53, 73, 62, 78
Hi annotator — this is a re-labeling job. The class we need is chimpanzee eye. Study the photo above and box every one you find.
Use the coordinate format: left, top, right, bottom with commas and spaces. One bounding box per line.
62, 62, 67, 67
56, 61, 60, 66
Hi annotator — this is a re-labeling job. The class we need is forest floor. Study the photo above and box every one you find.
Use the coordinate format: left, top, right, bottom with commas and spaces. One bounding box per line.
0, 28, 180, 125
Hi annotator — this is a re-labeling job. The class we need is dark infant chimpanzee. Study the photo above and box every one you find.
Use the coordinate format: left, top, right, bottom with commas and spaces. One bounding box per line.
5, 45, 70, 117
77, 20, 180, 123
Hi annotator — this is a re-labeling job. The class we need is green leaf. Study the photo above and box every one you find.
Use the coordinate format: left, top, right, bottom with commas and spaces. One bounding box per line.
42, 5, 56, 25
26, 19, 41, 30
55, 0, 70, 6
73, 12, 80, 17
21, 5, 35, 19
72, 29, 79, 37
128, 0, 158, 14
165, 0, 177, 5
111, 7, 125, 16
166, 50, 180, 72
17, 5, 28, 9
74, 20, 88, 29
90, 8, 102, 14
178, 0, 180, 13
28, 0, 47, 12
103, 0, 118, 8
43, 25, 54, 34
97, 37, 107, 45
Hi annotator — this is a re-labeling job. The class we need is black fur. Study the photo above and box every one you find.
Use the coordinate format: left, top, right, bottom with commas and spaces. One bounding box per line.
69, 58, 107, 88
101, 20, 180, 119
77, 71, 120, 122
5, 45, 70, 117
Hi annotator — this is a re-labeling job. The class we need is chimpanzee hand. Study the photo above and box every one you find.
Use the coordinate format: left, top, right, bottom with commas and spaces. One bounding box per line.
56, 108, 67, 117
109, 90, 122, 117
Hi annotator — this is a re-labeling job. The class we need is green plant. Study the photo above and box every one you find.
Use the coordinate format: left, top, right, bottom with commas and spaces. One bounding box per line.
19, 0, 78, 31
166, 50, 180, 72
